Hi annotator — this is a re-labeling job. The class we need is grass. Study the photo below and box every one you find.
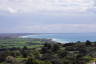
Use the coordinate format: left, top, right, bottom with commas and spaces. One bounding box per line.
16, 57, 27, 60
0, 38, 45, 48
27, 45, 44, 48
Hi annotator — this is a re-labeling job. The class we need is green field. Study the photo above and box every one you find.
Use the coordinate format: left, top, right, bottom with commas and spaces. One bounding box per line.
0, 38, 45, 48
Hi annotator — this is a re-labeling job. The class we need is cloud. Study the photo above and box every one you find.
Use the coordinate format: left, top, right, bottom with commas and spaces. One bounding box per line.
0, 0, 95, 14
2, 24, 96, 33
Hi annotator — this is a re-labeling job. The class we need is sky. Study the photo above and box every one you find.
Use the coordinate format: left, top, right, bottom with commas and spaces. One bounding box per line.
0, 0, 96, 33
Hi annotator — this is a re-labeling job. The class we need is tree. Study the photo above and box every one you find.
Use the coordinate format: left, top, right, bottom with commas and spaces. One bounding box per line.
21, 46, 29, 58
44, 43, 52, 49
85, 40, 91, 46
26, 57, 33, 64
52, 44, 60, 52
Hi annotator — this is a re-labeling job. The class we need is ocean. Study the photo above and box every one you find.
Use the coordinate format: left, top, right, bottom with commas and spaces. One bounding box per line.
21, 33, 96, 43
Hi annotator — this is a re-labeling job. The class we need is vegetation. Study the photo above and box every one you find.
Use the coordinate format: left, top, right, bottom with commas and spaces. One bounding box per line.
0, 38, 96, 64
0, 38, 45, 48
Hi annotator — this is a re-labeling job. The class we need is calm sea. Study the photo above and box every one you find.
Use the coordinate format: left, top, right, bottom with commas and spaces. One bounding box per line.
21, 33, 96, 43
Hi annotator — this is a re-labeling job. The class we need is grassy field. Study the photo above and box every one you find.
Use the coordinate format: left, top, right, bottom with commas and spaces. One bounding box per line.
0, 38, 45, 48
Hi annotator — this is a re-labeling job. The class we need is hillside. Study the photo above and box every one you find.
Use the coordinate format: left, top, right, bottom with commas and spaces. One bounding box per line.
0, 38, 96, 64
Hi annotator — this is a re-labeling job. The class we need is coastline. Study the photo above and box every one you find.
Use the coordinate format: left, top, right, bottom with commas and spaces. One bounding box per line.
19, 35, 69, 43
0, 33, 96, 43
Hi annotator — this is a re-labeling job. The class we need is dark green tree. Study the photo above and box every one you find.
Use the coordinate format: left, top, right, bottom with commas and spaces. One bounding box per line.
26, 57, 33, 64
85, 40, 91, 46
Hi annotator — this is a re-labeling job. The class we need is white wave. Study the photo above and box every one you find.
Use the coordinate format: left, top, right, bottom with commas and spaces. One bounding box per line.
19, 36, 28, 38
51, 38, 69, 43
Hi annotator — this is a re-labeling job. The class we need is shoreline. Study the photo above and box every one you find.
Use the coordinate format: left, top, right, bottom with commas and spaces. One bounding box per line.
0, 33, 96, 43
18, 35, 63, 43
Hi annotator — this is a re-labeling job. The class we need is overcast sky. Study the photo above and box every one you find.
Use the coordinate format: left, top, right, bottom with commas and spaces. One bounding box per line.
0, 0, 96, 33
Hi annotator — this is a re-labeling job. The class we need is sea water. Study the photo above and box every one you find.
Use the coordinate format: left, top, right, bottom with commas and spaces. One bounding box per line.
21, 33, 96, 43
